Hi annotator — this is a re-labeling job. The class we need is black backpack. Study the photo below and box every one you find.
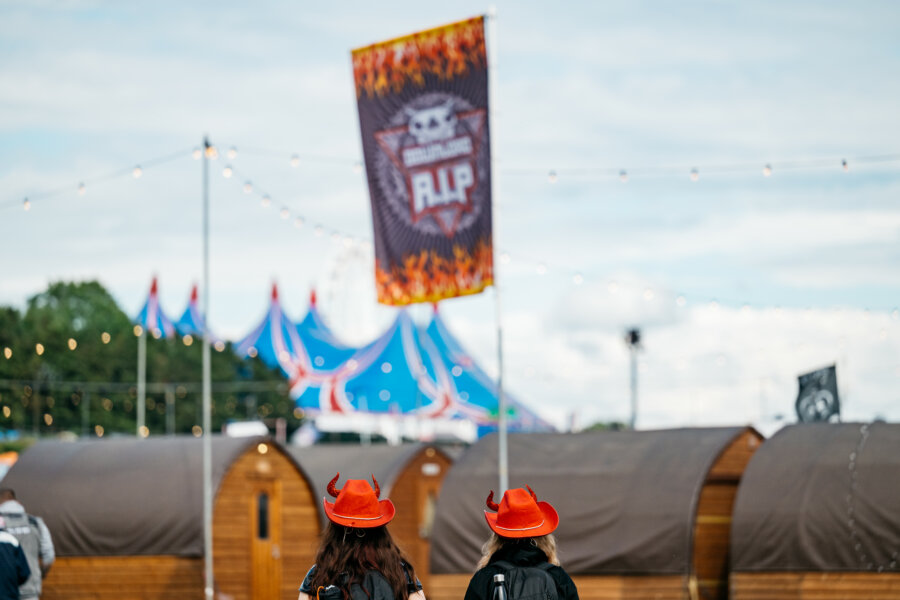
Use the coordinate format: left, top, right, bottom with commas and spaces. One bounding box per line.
315, 570, 399, 600
492, 561, 559, 600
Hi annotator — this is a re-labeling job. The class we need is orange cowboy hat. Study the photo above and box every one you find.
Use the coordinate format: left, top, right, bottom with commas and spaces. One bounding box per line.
484, 485, 559, 538
323, 473, 396, 528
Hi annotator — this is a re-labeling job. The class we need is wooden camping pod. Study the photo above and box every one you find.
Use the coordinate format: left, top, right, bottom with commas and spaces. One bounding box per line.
2, 436, 320, 600
428, 428, 762, 600
730, 423, 900, 600
287, 442, 455, 590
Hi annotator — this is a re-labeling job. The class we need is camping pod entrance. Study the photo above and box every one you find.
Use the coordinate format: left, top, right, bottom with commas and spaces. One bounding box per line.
429, 428, 762, 600
288, 442, 454, 590
2, 436, 320, 600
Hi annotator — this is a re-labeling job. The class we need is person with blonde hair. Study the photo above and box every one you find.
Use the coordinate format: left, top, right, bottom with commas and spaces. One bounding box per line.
298, 474, 424, 600
464, 486, 578, 600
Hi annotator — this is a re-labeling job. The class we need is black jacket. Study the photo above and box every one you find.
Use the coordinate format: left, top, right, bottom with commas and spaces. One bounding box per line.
463, 543, 579, 600
0, 531, 30, 600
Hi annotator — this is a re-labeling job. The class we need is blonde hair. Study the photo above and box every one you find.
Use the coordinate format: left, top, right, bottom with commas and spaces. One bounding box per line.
476, 533, 559, 570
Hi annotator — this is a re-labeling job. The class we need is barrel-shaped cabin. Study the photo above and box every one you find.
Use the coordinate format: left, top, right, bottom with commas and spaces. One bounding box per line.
429, 428, 762, 600
2, 436, 320, 600
730, 422, 900, 599
288, 442, 454, 590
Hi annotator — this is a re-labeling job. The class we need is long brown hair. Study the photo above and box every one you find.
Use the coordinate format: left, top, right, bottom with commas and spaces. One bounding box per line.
310, 522, 418, 600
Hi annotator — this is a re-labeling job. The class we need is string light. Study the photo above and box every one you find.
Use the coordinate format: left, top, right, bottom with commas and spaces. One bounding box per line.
676, 295, 687, 307
261, 195, 271, 208
132, 165, 143, 179
138, 425, 150, 438
101, 332, 111, 344
290, 154, 300, 168
547, 170, 558, 184
763, 164, 772, 177
330, 231, 341, 242
214, 341, 226, 352
204, 145, 218, 160
690, 168, 699, 182
619, 170, 628, 183
23, 198, 30, 211
314, 225, 324, 237
573, 273, 584, 285
243, 181, 253, 194
294, 217, 304, 229
643, 288, 655, 301
227, 146, 238, 160
67, 338, 77, 350
353, 162, 363, 174
222, 165, 233, 178
280, 207, 290, 219
133, 325, 143, 336
3, 347, 11, 359
77, 182, 86, 196
182, 334, 193, 346
192, 148, 202, 160
500, 252, 511, 264
95, 425, 104, 437
247, 347, 258, 358
842, 159, 849, 172
35, 343, 44, 356
536, 263, 547, 275
151, 328, 162, 339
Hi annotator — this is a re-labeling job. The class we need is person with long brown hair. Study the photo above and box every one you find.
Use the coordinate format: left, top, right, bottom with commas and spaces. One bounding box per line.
463, 486, 578, 600
298, 474, 424, 600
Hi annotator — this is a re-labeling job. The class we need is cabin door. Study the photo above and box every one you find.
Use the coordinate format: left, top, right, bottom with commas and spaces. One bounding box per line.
251, 479, 283, 600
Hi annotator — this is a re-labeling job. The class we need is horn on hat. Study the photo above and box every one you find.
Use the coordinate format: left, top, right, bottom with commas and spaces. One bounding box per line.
371, 474, 380, 498
526, 485, 538, 501
327, 473, 342, 498
486, 490, 499, 511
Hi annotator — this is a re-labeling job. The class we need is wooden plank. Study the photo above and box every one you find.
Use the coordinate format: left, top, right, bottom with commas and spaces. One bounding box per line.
731, 572, 900, 600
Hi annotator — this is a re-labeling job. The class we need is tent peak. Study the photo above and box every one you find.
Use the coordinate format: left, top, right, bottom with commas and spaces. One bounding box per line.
271, 282, 279, 301
310, 288, 317, 306
190, 284, 198, 302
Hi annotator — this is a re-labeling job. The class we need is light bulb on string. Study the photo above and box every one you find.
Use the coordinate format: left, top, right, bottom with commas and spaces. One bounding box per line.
192, 148, 202, 160
643, 288, 655, 301
353, 161, 363, 174
343, 236, 354, 248
280, 207, 290, 220
676, 295, 686, 307
762, 164, 772, 177
536, 263, 547, 275
842, 159, 849, 172
330, 231, 341, 242
619, 170, 628, 183
133, 165, 143, 179
68, 338, 77, 350
573, 273, 584, 285
547, 170, 558, 184
294, 217, 304, 229
290, 154, 300, 168
314, 225, 324, 237
243, 181, 253, 194
204, 145, 218, 160
227, 146, 237, 160
23, 198, 30, 211
690, 168, 699, 182
222, 165, 233, 178
261, 195, 271, 208
77, 182, 86, 196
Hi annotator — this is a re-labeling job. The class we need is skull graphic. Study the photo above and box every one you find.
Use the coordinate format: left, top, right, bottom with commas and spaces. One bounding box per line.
404, 100, 458, 145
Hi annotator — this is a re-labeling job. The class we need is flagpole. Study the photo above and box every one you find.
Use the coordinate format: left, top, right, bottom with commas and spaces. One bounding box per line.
487, 6, 508, 494
137, 327, 146, 436
202, 136, 214, 600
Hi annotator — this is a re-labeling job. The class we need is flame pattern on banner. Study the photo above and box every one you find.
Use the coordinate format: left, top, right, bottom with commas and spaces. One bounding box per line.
375, 238, 493, 305
352, 16, 486, 98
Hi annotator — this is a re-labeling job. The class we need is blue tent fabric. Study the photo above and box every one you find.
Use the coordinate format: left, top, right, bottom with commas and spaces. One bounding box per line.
235, 284, 309, 376
174, 284, 220, 343
295, 292, 356, 371
135, 277, 176, 339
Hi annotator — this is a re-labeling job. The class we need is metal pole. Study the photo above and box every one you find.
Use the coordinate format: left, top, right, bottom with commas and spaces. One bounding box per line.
81, 391, 90, 437
137, 328, 146, 435
487, 6, 508, 494
629, 345, 637, 430
202, 136, 214, 600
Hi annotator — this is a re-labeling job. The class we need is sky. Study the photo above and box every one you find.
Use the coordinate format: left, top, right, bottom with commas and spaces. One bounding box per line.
1, 1, 899, 434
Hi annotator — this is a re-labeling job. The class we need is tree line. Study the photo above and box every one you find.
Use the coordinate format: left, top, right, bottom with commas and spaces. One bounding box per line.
0, 281, 296, 443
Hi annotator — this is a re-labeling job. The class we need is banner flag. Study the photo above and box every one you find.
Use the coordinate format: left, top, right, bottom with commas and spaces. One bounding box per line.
796, 364, 840, 422
352, 16, 493, 305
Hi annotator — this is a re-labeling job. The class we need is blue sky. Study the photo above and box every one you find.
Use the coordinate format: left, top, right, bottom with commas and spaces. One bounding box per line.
2, 1, 899, 432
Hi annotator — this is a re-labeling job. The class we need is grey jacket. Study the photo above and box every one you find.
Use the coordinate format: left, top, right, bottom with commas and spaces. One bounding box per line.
0, 501, 54, 599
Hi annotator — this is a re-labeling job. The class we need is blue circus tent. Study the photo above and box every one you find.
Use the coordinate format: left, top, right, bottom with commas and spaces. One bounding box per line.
174, 284, 220, 342
424, 305, 556, 433
235, 283, 309, 376
295, 290, 356, 370
135, 277, 176, 339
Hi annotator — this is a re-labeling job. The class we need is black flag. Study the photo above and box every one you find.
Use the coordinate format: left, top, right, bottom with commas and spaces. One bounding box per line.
796, 365, 840, 422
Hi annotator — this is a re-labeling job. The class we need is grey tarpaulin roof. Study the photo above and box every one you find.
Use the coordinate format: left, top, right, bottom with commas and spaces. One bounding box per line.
430, 428, 749, 576
1, 435, 266, 557
731, 422, 900, 573
287, 443, 450, 527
